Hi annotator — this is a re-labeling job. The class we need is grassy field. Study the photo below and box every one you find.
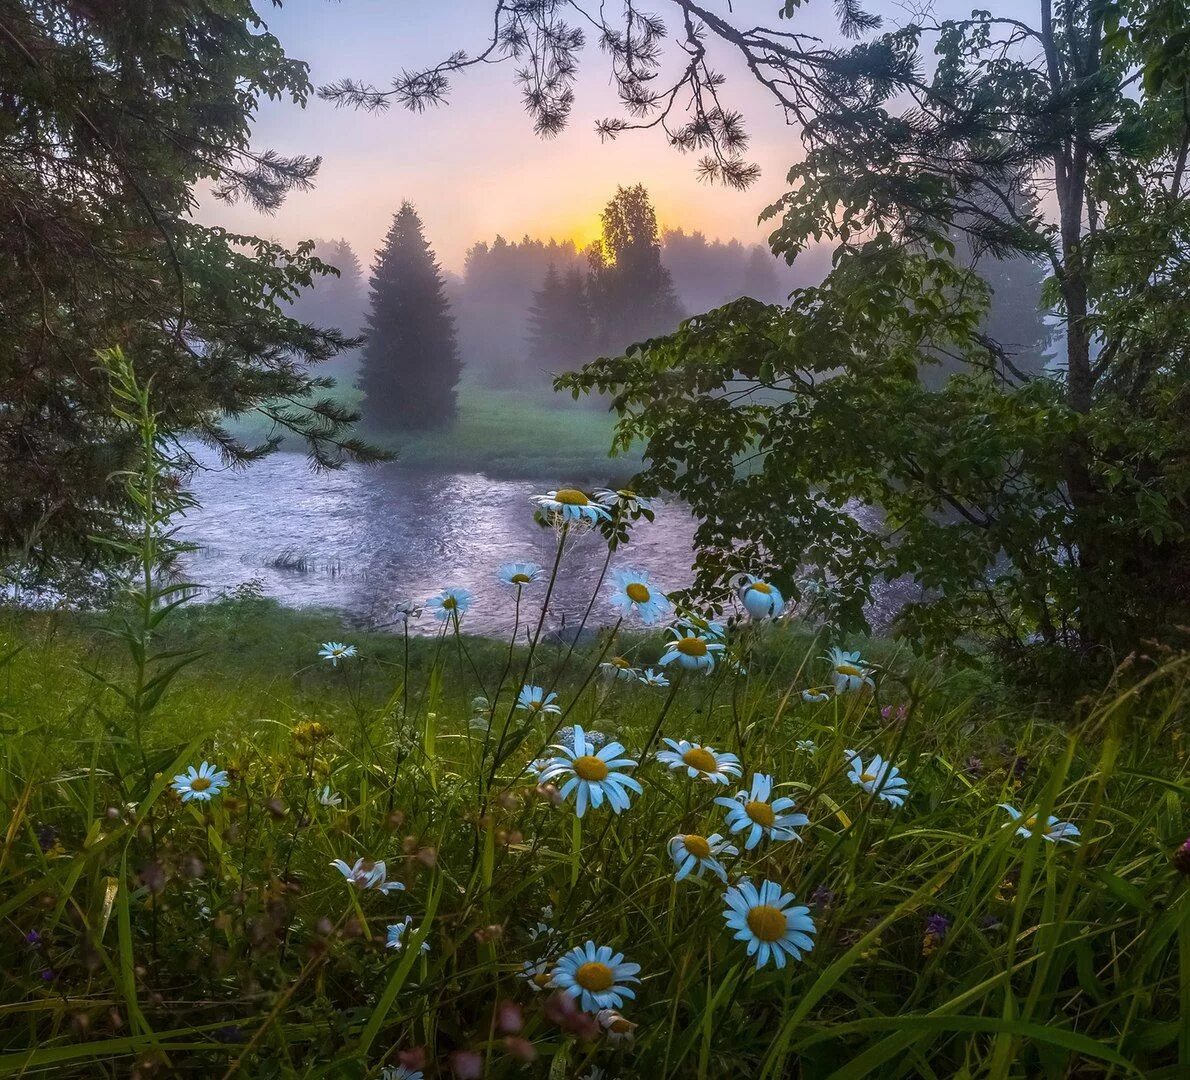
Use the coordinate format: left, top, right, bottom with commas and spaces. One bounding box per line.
2, 583, 1188, 1077
228, 379, 637, 481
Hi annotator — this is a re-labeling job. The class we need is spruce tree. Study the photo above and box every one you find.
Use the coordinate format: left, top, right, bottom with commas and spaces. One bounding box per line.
526, 263, 594, 369
360, 203, 461, 429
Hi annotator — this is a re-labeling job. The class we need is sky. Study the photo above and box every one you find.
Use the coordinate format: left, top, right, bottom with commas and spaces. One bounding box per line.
198, 0, 1029, 275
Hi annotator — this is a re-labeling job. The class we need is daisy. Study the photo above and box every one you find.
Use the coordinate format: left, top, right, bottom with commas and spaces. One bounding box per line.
427, 587, 473, 622
317, 785, 342, 808
825, 647, 875, 695
668, 832, 737, 883
601, 656, 639, 681
998, 804, 1080, 845
330, 857, 405, 895
532, 488, 611, 525
172, 761, 229, 803
386, 915, 430, 953
594, 488, 654, 517
555, 725, 607, 751
716, 773, 809, 850
844, 750, 909, 806
738, 575, 785, 619
658, 628, 726, 673
318, 641, 357, 666
608, 568, 672, 625
675, 613, 727, 640
389, 598, 418, 624
550, 941, 641, 1012
722, 879, 817, 970
499, 562, 543, 588
655, 739, 742, 785
381, 1067, 424, 1080
520, 959, 554, 991
516, 685, 562, 715
637, 667, 669, 688
596, 1009, 639, 1046
536, 725, 641, 818
801, 687, 832, 704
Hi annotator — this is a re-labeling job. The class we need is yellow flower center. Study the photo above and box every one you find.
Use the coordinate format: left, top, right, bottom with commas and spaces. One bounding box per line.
682, 747, 719, 774
441, 595, 457, 610
510, 572, 531, 584
625, 582, 651, 603
745, 800, 775, 827
574, 961, 615, 991
675, 636, 708, 657
573, 755, 610, 782
683, 833, 712, 859
555, 488, 589, 506
749, 581, 772, 594
837, 663, 863, 677
189, 776, 212, 792
746, 904, 787, 943
860, 772, 877, 783
1025, 816, 1038, 829
610, 1017, 634, 1033
611, 656, 631, 669
532, 971, 552, 988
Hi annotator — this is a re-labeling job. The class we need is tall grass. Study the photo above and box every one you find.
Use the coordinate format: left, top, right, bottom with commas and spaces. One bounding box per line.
1, 358, 1187, 1078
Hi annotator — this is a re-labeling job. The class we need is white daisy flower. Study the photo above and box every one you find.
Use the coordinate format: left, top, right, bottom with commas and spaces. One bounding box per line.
715, 773, 809, 850
381, 1066, 424, 1080
317, 785, 342, 808
601, 656, 639, 681
499, 561, 543, 588
329, 857, 405, 895
532, 488, 611, 525
658, 628, 726, 672
675, 614, 727, 640
596, 1008, 639, 1046
171, 761, 229, 803
826, 647, 875, 695
637, 667, 669, 688
550, 940, 641, 1012
801, 687, 833, 704
608, 568, 672, 625
668, 832, 737, 883
389, 598, 418, 624
655, 739, 742, 785
722, 878, 816, 969
796, 740, 818, 754
318, 641, 357, 666
536, 725, 641, 818
386, 915, 430, 953
998, 804, 1080, 845
594, 488, 654, 516
516, 684, 562, 715
738, 575, 785, 619
844, 750, 909, 806
520, 958, 555, 991
426, 587, 473, 622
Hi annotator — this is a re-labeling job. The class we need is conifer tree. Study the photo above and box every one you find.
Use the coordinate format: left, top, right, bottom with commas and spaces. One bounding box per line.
526, 263, 594, 369
360, 203, 461, 429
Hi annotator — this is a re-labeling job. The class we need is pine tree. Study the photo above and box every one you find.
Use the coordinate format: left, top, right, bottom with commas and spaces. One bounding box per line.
526, 264, 594, 370
741, 245, 783, 305
360, 203, 461, 430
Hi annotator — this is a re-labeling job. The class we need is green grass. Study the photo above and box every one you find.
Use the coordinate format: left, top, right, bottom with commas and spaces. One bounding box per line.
1, 591, 1187, 1078
227, 380, 637, 481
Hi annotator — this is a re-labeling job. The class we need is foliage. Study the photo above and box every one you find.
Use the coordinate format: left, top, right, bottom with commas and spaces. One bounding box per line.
360, 202, 462, 430
0, 0, 383, 578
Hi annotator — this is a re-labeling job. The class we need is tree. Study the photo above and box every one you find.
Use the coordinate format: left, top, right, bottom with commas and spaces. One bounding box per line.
360, 203, 461, 430
587, 185, 684, 353
1, 0, 381, 578
741, 246, 784, 306
526, 263, 594, 371
286, 238, 368, 382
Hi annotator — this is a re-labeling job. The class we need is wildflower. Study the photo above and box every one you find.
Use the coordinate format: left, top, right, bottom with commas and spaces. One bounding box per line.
386, 916, 429, 953
825, 647, 875, 695
24, 930, 41, 948
608, 568, 671, 625
881, 703, 908, 723
550, 941, 640, 1012
738, 575, 785, 619
922, 913, 950, 956
390, 598, 419, 624
36, 825, 59, 853
675, 613, 727, 640
658, 627, 726, 673
495, 1000, 524, 1034
555, 725, 607, 751
594, 488, 654, 516
964, 755, 984, 777
171, 762, 229, 803
596, 1009, 638, 1047
716, 773, 809, 850
515, 684, 561, 716
520, 959, 554, 991
427, 587, 473, 622
330, 858, 405, 895
637, 667, 669, 687
381, 1067, 423, 1080
499, 561, 543, 588
600, 656, 639, 680
668, 833, 737, 883
997, 804, 1080, 844
1173, 836, 1190, 876
655, 738, 742, 785
844, 750, 909, 807
537, 726, 641, 818
316, 785, 342, 808
809, 885, 835, 912
318, 641, 357, 666
292, 720, 331, 750
796, 739, 818, 754
533, 488, 611, 525
722, 879, 816, 969
801, 688, 832, 704
448, 1051, 483, 1079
